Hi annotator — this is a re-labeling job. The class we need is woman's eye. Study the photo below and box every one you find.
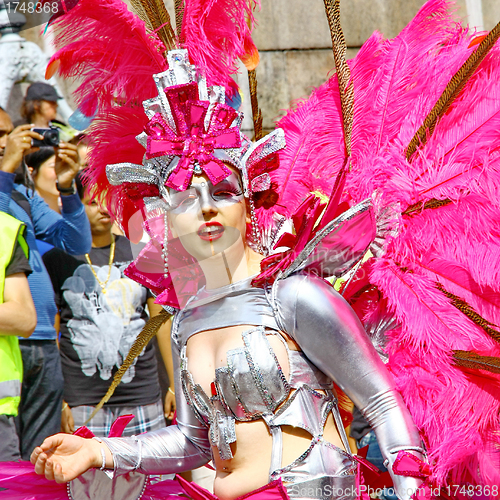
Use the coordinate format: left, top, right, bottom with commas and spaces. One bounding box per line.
214, 190, 241, 198
177, 195, 197, 207
172, 194, 198, 210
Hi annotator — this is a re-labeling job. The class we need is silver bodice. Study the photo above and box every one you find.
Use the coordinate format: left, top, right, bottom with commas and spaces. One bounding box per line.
103, 274, 425, 500
172, 277, 358, 495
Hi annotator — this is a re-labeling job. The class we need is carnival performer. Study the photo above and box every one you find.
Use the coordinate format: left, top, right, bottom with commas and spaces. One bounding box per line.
4, 0, 500, 499
29, 94, 424, 500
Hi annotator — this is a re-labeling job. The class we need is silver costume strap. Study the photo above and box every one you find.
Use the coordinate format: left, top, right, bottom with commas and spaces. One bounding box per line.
331, 397, 351, 454
263, 414, 283, 480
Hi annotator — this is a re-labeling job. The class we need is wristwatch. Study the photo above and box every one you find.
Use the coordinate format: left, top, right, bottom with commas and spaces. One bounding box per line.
56, 180, 76, 195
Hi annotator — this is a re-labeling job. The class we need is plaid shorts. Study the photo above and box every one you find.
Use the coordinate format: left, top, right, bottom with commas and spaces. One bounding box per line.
71, 399, 166, 438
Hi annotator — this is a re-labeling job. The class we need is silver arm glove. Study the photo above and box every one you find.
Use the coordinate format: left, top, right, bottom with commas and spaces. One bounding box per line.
102, 342, 211, 476
275, 274, 425, 500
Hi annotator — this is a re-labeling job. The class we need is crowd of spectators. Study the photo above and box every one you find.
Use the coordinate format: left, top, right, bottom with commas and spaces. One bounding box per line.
0, 83, 175, 466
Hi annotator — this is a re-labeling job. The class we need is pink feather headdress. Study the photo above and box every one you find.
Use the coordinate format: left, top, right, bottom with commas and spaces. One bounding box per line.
42, 0, 266, 237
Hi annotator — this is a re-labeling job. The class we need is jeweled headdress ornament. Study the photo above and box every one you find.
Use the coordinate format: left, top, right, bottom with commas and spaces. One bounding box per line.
106, 49, 285, 204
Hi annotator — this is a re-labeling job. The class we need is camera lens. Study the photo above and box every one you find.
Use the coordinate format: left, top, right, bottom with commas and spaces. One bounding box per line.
46, 130, 59, 147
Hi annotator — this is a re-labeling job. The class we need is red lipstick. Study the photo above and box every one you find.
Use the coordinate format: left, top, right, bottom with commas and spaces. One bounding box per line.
197, 222, 224, 241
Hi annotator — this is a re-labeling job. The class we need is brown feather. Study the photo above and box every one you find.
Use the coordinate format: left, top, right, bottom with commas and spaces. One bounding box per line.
128, 0, 153, 31
437, 282, 500, 344
84, 309, 172, 426
406, 20, 500, 161
174, 0, 185, 42
248, 69, 263, 141
323, 0, 354, 157
453, 350, 500, 375
402, 198, 452, 217
129, 0, 176, 52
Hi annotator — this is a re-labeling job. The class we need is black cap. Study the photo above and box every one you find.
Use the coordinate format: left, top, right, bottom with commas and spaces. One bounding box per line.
25, 82, 62, 102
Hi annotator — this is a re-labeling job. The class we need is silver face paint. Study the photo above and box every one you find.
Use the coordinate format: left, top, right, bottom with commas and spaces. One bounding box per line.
165, 170, 248, 264
167, 172, 244, 215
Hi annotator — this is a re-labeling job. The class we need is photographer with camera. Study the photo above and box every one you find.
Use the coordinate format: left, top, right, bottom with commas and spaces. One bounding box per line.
0, 106, 91, 460
19, 82, 59, 130
18, 82, 76, 143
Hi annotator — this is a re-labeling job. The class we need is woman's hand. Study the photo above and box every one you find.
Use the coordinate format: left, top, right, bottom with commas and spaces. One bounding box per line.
30, 434, 107, 483
0, 125, 43, 173
164, 387, 176, 421
55, 142, 80, 190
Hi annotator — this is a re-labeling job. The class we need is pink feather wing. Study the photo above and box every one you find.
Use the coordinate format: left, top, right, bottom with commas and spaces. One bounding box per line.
322, 0, 500, 487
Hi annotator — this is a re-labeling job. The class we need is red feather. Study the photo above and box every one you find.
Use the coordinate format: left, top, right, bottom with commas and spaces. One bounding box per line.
181, 0, 257, 93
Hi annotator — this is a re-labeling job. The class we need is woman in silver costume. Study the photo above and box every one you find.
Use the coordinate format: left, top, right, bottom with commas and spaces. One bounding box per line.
30, 52, 426, 500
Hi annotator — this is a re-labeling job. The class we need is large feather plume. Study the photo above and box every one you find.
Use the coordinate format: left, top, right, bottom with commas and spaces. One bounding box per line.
181, 0, 258, 93
332, 0, 500, 487
276, 0, 500, 487
406, 18, 500, 160
269, 0, 464, 228
354, 0, 465, 160
45, 0, 167, 114
370, 222, 500, 485
266, 32, 383, 229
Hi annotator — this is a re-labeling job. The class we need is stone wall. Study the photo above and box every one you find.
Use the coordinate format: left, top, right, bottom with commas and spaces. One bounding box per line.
5, 0, 500, 134
250, 0, 467, 132
483, 0, 500, 29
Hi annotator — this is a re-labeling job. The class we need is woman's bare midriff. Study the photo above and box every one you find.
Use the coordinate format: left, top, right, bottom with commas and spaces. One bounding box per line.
185, 326, 349, 500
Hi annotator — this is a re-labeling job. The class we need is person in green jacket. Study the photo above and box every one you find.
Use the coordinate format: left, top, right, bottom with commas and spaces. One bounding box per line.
0, 212, 36, 461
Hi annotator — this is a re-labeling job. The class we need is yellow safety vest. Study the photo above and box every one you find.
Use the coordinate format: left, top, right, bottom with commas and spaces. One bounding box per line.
0, 212, 29, 416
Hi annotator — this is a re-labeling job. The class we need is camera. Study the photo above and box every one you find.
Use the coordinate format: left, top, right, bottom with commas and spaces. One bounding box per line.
32, 126, 60, 148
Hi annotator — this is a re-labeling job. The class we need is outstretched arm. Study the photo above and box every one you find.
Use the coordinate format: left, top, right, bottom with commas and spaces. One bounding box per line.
276, 274, 425, 500
32, 333, 211, 481
101, 335, 211, 475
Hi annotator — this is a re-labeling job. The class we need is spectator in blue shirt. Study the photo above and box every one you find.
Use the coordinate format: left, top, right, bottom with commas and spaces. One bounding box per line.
0, 106, 91, 459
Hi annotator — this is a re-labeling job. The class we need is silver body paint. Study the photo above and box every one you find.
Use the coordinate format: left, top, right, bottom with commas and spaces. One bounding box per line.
103, 274, 424, 500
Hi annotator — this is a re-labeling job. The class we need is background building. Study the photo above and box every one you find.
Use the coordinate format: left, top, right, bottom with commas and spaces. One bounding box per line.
3, 0, 499, 136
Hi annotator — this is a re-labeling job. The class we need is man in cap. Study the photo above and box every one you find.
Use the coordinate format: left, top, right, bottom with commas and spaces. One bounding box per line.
20, 82, 61, 129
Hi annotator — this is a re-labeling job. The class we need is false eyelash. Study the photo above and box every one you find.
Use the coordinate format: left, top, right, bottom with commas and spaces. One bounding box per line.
214, 187, 242, 197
